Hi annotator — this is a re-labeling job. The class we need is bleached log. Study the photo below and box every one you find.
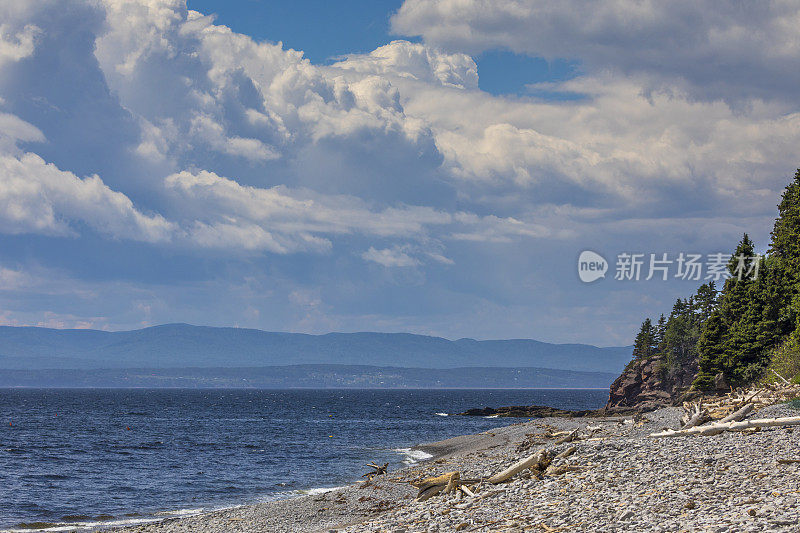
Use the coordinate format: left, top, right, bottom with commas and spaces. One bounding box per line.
718, 403, 753, 423
488, 448, 550, 484
743, 388, 764, 404
555, 429, 579, 445
555, 446, 577, 459
444, 471, 460, 494
414, 472, 483, 501
415, 472, 458, 501
772, 369, 791, 386
681, 403, 709, 430
362, 462, 388, 480
544, 464, 583, 476
650, 416, 800, 438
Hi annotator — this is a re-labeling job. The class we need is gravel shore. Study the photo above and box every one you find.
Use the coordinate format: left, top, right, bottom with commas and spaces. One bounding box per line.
116, 404, 800, 532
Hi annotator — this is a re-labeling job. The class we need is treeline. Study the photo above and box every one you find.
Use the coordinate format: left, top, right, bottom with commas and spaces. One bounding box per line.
630, 170, 800, 389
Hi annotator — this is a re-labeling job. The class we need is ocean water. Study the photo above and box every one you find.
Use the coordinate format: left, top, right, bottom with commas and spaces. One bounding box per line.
0, 388, 607, 530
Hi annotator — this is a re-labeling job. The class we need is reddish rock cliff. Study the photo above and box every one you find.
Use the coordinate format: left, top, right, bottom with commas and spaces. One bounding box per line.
606, 354, 699, 412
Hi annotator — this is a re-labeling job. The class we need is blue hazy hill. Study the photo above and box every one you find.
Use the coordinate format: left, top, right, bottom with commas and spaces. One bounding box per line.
0, 323, 631, 373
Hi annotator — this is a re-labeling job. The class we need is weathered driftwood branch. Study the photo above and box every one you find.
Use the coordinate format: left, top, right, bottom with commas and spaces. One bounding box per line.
413, 472, 482, 501
681, 402, 709, 430
543, 464, 583, 476
650, 416, 800, 438
554, 429, 579, 445
718, 403, 753, 423
415, 447, 564, 501
772, 369, 791, 386
414, 472, 459, 501
487, 448, 551, 484
555, 446, 577, 460
362, 462, 388, 480
743, 388, 764, 405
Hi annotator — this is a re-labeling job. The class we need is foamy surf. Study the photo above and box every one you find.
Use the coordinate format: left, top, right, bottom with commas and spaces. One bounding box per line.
154, 508, 205, 517
1, 515, 165, 532
395, 447, 434, 465
0, 507, 215, 532
295, 486, 349, 496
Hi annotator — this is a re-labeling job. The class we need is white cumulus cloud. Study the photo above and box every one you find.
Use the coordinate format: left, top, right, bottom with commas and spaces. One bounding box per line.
0, 152, 175, 242
392, 0, 800, 104
333, 40, 478, 90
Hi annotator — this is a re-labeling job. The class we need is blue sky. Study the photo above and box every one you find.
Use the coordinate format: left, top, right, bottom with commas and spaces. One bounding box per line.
0, 0, 798, 346
187, 1, 405, 62
187, 0, 578, 96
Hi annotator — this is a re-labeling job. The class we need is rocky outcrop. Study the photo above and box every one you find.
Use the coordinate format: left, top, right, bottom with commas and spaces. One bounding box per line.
606, 354, 700, 412
458, 405, 597, 418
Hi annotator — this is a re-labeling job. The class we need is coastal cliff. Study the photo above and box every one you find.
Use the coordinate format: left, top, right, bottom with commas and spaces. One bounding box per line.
605, 350, 700, 411
606, 170, 800, 411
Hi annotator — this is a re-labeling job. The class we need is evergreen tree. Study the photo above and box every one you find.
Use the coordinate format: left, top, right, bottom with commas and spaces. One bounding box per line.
693, 282, 718, 324
694, 171, 800, 388
655, 314, 667, 347
631, 318, 658, 361
769, 170, 800, 271
637, 170, 800, 390
693, 310, 725, 389
768, 169, 800, 341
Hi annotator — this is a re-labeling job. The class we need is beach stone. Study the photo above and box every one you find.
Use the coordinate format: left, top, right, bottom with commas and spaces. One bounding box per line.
110, 404, 800, 533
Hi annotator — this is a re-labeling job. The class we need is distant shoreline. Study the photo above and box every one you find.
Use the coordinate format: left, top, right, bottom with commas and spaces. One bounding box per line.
0, 365, 616, 389
0, 385, 610, 390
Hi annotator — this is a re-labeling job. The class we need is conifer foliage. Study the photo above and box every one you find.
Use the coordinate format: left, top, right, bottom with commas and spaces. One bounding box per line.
627, 170, 800, 390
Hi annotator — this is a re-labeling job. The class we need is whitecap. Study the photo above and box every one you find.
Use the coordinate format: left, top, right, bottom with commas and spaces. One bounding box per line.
154, 508, 204, 517
395, 447, 434, 464
297, 486, 349, 496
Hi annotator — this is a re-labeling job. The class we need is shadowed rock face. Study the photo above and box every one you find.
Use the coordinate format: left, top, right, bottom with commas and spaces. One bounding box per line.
606, 354, 700, 412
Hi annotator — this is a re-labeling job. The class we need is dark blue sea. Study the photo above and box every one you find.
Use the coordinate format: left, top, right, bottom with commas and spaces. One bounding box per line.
0, 388, 607, 530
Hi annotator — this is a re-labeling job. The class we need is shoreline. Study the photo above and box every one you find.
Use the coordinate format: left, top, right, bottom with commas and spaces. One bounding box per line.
105, 402, 800, 532
9, 399, 799, 532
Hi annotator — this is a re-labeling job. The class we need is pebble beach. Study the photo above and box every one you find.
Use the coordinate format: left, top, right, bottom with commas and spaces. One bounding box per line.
112, 402, 800, 533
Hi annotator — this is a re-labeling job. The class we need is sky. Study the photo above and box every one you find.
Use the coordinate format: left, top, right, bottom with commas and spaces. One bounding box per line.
0, 0, 798, 346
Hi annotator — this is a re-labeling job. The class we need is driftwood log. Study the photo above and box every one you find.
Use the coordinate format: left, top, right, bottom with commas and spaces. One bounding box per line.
414, 448, 557, 500
650, 416, 800, 438
414, 382, 799, 502
680, 402, 710, 430
487, 448, 551, 484
772, 369, 791, 386
362, 462, 388, 480
554, 429, 579, 445
413, 472, 484, 501
555, 446, 577, 460
414, 472, 459, 501
718, 403, 754, 423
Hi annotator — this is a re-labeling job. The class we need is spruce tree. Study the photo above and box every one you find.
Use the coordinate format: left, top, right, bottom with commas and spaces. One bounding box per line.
768, 169, 800, 340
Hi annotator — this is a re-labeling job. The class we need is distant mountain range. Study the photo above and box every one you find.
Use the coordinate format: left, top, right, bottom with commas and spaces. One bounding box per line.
0, 323, 632, 373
